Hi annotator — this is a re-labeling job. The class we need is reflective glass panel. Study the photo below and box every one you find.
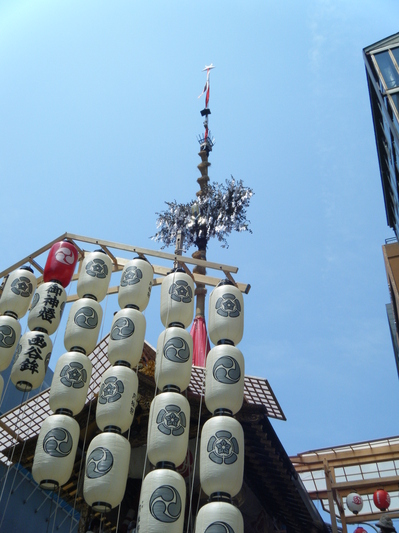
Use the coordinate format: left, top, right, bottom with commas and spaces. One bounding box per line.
375, 51, 399, 89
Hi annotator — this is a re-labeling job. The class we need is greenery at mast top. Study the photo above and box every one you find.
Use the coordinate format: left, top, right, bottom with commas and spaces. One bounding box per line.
152, 177, 253, 250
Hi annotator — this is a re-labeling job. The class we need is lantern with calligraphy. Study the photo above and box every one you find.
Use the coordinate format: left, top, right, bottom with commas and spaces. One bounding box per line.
43, 241, 78, 288
0, 267, 36, 319
10, 331, 52, 391
118, 257, 154, 311
373, 489, 390, 511
28, 282, 66, 335
160, 269, 194, 329
208, 280, 244, 346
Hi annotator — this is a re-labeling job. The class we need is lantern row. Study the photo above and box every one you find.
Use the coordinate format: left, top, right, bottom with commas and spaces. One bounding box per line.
0, 241, 248, 532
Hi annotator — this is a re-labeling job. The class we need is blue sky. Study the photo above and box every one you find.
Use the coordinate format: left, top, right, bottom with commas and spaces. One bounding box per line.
1, 0, 399, 522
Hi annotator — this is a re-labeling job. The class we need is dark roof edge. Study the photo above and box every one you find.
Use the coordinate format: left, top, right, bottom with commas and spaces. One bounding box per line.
363, 32, 399, 54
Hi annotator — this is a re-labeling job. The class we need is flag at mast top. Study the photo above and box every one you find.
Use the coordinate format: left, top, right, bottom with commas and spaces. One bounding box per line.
198, 63, 215, 108
198, 64, 215, 153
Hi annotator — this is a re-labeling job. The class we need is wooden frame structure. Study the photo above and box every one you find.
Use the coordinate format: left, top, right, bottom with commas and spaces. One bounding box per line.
0, 232, 251, 300
291, 437, 399, 532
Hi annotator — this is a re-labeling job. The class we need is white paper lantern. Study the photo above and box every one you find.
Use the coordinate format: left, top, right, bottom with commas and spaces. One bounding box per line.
137, 468, 186, 533
208, 281, 244, 347
64, 298, 103, 354
32, 413, 80, 490
96, 365, 138, 433
147, 392, 190, 468
0, 267, 37, 319
160, 269, 194, 329
0, 314, 21, 371
28, 282, 66, 335
107, 308, 146, 367
346, 492, 363, 514
11, 331, 52, 391
205, 345, 245, 416
84, 432, 131, 512
49, 351, 92, 416
200, 416, 244, 498
118, 257, 154, 311
155, 327, 193, 392
195, 501, 244, 533
77, 250, 112, 302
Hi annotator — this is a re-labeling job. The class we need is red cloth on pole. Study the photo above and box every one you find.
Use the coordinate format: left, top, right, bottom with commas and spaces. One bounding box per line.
190, 316, 211, 367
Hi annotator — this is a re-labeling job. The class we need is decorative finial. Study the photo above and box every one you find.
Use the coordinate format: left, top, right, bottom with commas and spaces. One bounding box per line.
198, 64, 215, 154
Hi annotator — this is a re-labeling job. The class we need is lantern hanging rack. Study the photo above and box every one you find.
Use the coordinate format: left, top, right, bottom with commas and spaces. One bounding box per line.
0, 233, 251, 302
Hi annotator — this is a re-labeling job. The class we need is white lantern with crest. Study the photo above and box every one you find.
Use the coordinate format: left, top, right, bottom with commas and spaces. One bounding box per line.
83, 432, 131, 513
155, 327, 193, 392
64, 298, 103, 354
96, 365, 138, 434
77, 250, 112, 303
49, 351, 92, 416
107, 308, 146, 367
118, 257, 154, 311
205, 344, 245, 415
0, 267, 37, 319
200, 415, 244, 498
0, 314, 21, 371
137, 468, 186, 533
147, 392, 190, 468
32, 413, 80, 490
195, 501, 244, 533
160, 269, 194, 329
208, 280, 244, 346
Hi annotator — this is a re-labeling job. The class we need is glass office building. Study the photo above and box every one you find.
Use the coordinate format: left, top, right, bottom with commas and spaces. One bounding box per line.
364, 32, 399, 238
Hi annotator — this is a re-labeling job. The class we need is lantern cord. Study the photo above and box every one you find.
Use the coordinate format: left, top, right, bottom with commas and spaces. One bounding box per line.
115, 425, 132, 533
186, 367, 205, 533
68, 397, 94, 533
0, 391, 34, 530
0, 390, 27, 507
49, 487, 61, 533
45, 491, 55, 533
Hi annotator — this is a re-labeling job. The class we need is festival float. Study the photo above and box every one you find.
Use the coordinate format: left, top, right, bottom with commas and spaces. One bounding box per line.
0, 67, 326, 533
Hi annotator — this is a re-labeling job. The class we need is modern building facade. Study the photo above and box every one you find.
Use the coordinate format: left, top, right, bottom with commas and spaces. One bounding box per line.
364, 33, 399, 238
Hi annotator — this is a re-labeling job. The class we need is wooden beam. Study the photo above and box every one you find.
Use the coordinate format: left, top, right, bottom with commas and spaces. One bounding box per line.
292, 442, 399, 471
64, 232, 239, 273
0, 232, 68, 278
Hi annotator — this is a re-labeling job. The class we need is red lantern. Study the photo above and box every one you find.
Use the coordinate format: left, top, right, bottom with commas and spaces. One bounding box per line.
354, 528, 367, 533
43, 241, 78, 288
373, 489, 390, 511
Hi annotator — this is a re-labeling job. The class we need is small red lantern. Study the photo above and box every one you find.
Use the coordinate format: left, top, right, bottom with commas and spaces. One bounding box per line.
43, 241, 78, 288
373, 489, 391, 511
354, 528, 367, 533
